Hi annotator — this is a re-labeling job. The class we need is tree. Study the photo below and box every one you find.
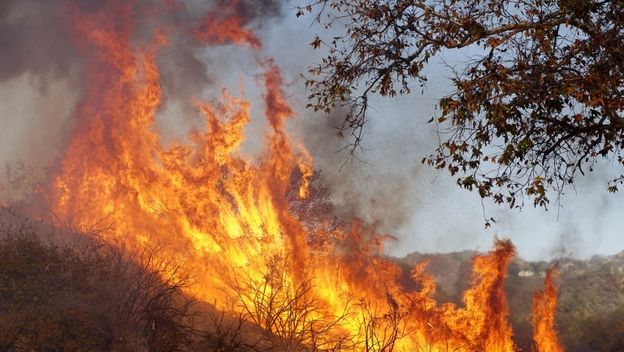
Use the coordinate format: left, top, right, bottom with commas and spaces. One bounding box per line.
300, 0, 624, 211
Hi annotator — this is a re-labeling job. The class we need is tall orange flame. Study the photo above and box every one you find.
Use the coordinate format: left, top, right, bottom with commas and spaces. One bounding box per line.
47, 1, 564, 351
532, 268, 564, 352
448, 240, 516, 351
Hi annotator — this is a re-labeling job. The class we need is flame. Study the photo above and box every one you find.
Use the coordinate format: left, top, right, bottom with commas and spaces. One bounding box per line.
532, 268, 564, 352
195, 0, 262, 48
47, 1, 564, 350
446, 239, 516, 351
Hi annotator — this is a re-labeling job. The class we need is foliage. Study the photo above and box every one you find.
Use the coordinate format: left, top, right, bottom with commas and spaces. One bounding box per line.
579, 304, 624, 351
556, 262, 624, 352
300, 0, 624, 211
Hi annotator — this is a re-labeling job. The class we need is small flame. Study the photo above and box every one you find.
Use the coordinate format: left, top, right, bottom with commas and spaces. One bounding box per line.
195, 0, 262, 48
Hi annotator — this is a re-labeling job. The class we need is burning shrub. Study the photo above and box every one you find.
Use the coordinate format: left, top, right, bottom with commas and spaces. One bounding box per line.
226, 256, 353, 351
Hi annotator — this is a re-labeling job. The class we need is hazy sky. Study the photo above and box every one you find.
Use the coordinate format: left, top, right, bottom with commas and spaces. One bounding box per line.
0, 1, 622, 261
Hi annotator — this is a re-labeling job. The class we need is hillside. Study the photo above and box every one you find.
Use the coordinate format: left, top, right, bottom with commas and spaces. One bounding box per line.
2, 206, 622, 351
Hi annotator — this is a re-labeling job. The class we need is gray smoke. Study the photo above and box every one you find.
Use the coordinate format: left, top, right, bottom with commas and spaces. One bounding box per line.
0, 0, 285, 79
0, 0, 78, 82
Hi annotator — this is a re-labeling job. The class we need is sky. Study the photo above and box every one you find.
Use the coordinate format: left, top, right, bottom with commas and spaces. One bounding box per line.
0, 1, 622, 261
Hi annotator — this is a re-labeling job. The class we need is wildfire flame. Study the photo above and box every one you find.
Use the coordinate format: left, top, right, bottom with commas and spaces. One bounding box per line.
47, 1, 565, 350
532, 268, 563, 352
196, 0, 262, 48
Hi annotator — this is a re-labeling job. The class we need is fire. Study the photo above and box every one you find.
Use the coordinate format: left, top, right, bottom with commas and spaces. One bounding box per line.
447, 240, 516, 351
532, 268, 563, 352
47, 0, 565, 350
195, 0, 262, 48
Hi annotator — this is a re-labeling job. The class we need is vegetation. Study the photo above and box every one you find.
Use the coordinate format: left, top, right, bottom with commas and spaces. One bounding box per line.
300, 0, 624, 212
0, 209, 406, 352
226, 256, 353, 351
0, 211, 197, 351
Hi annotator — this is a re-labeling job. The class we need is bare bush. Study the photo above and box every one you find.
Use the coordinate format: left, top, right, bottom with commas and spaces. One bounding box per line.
356, 295, 409, 352
226, 256, 353, 351
203, 310, 262, 352
101, 243, 198, 351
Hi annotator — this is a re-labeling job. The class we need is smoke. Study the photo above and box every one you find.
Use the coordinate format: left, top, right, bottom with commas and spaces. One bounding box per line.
156, 0, 285, 99
253, 11, 438, 240
0, 0, 283, 81
296, 104, 422, 239
0, 0, 78, 82
0, 0, 432, 252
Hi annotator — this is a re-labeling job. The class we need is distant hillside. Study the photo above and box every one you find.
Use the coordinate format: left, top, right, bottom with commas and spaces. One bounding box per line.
395, 251, 624, 351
